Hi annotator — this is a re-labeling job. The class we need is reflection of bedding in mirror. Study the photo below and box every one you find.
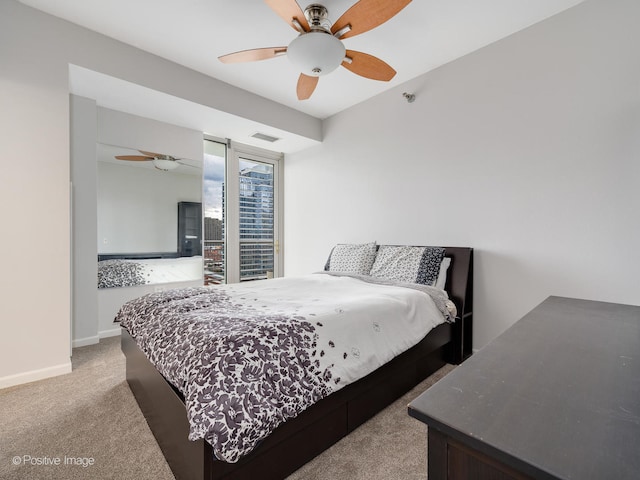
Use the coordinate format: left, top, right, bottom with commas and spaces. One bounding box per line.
97, 143, 203, 288
98, 256, 203, 288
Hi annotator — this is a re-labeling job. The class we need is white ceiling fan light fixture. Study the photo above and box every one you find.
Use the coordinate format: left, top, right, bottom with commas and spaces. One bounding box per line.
287, 31, 346, 77
152, 158, 180, 171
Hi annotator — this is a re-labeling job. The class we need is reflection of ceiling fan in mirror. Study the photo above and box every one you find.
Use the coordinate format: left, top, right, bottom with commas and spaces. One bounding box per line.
218, 0, 411, 100
114, 150, 198, 171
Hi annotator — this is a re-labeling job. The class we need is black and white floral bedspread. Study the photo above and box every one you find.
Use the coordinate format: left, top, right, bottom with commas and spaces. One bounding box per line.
116, 273, 453, 462
98, 259, 147, 288
98, 257, 203, 289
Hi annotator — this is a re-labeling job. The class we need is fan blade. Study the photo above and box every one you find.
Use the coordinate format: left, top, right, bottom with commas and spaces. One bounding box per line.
297, 74, 319, 100
331, 0, 412, 39
218, 47, 287, 64
264, 0, 310, 32
138, 150, 163, 157
177, 161, 200, 169
114, 155, 153, 161
342, 50, 396, 81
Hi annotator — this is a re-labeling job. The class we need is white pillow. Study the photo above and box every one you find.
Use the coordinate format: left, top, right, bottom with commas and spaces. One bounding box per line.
435, 257, 451, 290
370, 245, 445, 286
327, 242, 377, 275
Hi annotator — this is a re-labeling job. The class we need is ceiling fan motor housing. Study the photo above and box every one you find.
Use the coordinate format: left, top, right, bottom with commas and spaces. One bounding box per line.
304, 4, 332, 31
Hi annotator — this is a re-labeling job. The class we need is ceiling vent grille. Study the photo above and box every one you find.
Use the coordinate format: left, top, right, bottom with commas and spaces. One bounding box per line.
251, 132, 281, 143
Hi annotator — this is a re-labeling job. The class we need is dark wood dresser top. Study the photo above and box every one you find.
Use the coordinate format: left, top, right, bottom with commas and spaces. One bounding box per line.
408, 296, 640, 480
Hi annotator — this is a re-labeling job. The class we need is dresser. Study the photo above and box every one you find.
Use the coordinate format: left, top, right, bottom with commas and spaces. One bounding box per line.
408, 296, 640, 479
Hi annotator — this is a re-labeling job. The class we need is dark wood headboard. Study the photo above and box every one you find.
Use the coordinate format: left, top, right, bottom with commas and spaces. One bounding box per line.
375, 245, 473, 363
442, 247, 474, 363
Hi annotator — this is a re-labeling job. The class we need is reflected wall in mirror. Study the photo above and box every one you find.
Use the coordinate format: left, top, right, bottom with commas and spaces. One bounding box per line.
97, 143, 203, 288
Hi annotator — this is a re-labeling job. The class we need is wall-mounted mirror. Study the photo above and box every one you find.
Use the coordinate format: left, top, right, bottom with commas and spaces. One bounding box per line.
96, 143, 203, 288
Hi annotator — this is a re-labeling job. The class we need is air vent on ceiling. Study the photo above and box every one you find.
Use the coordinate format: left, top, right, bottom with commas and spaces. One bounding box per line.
250, 132, 281, 143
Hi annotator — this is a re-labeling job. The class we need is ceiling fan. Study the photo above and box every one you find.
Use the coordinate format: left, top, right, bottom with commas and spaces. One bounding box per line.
218, 0, 412, 100
114, 150, 198, 171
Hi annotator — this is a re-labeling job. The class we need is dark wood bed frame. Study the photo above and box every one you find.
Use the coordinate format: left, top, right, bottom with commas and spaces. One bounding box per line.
122, 247, 473, 480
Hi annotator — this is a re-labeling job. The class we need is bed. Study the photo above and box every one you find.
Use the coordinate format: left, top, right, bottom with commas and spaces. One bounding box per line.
98, 254, 203, 288
120, 245, 473, 480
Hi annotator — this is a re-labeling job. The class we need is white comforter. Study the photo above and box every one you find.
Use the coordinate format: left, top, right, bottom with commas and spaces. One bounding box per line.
135, 256, 203, 284
223, 273, 451, 389
117, 273, 453, 462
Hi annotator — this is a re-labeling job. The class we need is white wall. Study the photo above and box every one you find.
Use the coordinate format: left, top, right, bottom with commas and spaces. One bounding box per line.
97, 162, 200, 253
0, 1, 73, 386
0, 0, 319, 388
71, 95, 99, 346
285, 0, 640, 350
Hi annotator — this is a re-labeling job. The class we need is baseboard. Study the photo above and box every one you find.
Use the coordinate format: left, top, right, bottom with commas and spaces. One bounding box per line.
99, 327, 122, 339
0, 362, 72, 390
72, 335, 100, 348
71, 328, 121, 348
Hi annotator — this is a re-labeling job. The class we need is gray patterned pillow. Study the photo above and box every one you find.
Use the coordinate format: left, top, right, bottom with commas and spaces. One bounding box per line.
370, 245, 445, 286
326, 242, 377, 275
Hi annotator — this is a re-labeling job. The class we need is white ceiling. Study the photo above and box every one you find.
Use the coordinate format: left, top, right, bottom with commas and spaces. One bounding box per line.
69, 64, 322, 154
22, 0, 585, 119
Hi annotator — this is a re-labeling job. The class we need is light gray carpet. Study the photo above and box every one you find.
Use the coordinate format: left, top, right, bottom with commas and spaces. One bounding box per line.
0, 336, 453, 480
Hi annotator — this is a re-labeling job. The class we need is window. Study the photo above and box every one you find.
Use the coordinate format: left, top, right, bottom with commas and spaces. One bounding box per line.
239, 159, 275, 280
203, 138, 226, 284
203, 137, 282, 284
